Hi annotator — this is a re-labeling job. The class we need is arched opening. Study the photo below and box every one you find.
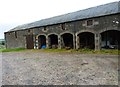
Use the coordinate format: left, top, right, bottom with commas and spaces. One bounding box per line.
38, 35, 46, 49
101, 30, 120, 49
78, 32, 95, 49
61, 33, 73, 49
48, 34, 58, 49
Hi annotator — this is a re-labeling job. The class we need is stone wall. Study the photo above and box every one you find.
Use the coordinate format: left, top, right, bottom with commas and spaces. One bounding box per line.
5, 29, 33, 49
5, 14, 120, 50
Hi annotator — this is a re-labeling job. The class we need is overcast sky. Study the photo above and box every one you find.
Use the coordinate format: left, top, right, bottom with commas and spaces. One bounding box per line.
0, 0, 119, 39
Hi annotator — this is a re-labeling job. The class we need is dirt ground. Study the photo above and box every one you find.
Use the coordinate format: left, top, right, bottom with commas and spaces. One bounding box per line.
2, 51, 119, 85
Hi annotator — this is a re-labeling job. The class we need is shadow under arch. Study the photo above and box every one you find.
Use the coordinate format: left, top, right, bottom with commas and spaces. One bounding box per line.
48, 34, 58, 49
77, 32, 95, 49
100, 30, 120, 49
38, 35, 46, 49
61, 33, 73, 49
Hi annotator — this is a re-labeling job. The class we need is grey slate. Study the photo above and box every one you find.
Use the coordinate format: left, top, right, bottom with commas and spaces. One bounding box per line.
9, 1, 120, 32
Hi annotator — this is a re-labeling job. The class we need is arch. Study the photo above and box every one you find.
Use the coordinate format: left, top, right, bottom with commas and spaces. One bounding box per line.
76, 30, 95, 36
61, 33, 73, 49
77, 32, 95, 49
36, 34, 47, 40
47, 33, 58, 36
60, 31, 74, 36
48, 34, 58, 49
100, 30, 120, 49
99, 28, 120, 33
38, 35, 46, 49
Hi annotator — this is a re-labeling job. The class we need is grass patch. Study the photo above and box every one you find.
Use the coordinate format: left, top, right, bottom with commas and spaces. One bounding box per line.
1, 48, 26, 52
31, 48, 120, 55
30, 49, 72, 53
1, 47, 119, 55
96, 49, 120, 55
76, 49, 119, 55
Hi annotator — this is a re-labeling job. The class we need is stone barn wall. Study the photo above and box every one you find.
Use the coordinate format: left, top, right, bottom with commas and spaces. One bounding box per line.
5, 29, 33, 49
4, 0, 120, 51
5, 14, 119, 50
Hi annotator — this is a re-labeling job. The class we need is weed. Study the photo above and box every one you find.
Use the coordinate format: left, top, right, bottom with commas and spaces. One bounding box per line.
1, 48, 26, 52
1, 48, 119, 55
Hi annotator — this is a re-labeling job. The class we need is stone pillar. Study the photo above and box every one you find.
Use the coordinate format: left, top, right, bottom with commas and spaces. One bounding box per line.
33, 35, 36, 49
35, 35, 38, 49
95, 33, 101, 51
61, 36, 64, 48
58, 35, 61, 49
73, 34, 76, 49
46, 36, 49, 48
76, 34, 79, 49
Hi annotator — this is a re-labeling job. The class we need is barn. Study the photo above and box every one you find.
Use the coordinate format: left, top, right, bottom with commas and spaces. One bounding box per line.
4, 1, 120, 50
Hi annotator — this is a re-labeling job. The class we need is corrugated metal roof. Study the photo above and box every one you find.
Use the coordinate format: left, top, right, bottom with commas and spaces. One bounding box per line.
9, 1, 120, 32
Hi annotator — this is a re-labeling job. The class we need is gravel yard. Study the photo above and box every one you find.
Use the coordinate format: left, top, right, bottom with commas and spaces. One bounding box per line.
2, 51, 118, 85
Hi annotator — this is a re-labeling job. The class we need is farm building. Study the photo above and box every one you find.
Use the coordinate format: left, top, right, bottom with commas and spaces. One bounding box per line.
4, 1, 120, 50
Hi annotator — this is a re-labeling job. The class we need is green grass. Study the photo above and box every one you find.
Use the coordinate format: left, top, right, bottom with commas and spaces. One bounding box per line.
32, 48, 120, 55
0, 48, 26, 52
38, 48, 72, 52
0, 47, 119, 55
